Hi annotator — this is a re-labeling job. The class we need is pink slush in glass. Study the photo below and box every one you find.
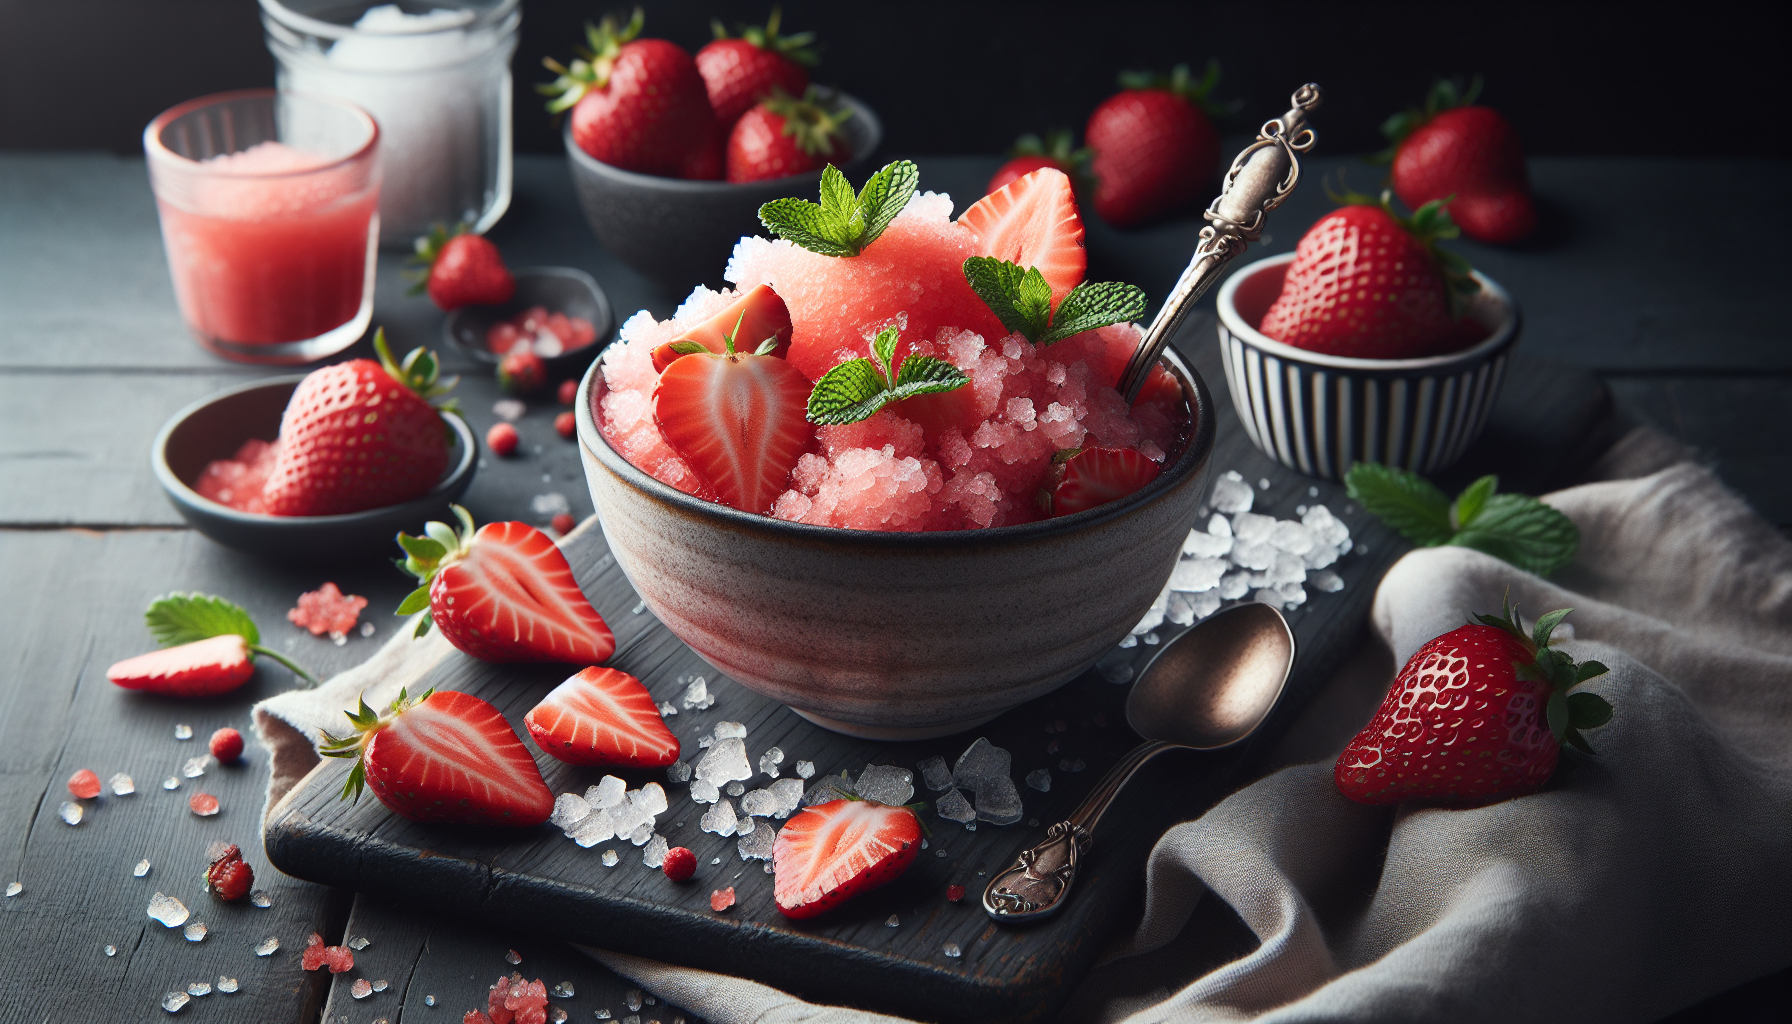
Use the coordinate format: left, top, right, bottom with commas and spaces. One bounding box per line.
145, 89, 380, 364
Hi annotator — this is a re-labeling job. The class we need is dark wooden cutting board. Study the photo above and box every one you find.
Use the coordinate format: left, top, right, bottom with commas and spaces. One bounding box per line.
264, 332, 1613, 1024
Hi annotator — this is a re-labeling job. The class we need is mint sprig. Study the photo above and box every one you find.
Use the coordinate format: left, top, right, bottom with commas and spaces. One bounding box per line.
144, 592, 318, 687
806, 325, 970, 425
758, 161, 919, 258
1343, 464, 1579, 576
962, 256, 1146, 347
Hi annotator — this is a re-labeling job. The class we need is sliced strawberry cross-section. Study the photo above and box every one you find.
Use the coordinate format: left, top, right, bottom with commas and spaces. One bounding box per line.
772, 798, 922, 919
1046, 446, 1162, 517
525, 667, 679, 767
652, 284, 794, 373
958, 166, 1087, 304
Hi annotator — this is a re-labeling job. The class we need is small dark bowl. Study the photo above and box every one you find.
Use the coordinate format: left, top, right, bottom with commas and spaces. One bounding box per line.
442, 266, 614, 377
564, 92, 882, 289
153, 376, 476, 562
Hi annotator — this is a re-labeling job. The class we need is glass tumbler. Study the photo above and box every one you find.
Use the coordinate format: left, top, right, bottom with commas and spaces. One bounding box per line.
261, 0, 519, 247
145, 89, 381, 364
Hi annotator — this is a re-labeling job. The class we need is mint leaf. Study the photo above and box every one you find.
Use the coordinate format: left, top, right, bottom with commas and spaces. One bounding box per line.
1450, 474, 1497, 530
1041, 280, 1147, 345
145, 593, 261, 647
889, 356, 971, 400
963, 257, 1046, 340
806, 328, 970, 426
757, 160, 918, 258
870, 324, 899, 376
1344, 463, 1453, 546
1451, 493, 1579, 575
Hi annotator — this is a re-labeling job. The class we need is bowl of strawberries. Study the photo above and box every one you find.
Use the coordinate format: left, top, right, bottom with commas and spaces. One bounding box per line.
546, 9, 881, 288
1215, 193, 1520, 480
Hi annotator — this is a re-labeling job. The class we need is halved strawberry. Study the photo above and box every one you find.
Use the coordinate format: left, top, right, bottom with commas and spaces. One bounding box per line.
524, 667, 679, 767
772, 798, 922, 919
319, 687, 553, 826
650, 284, 793, 374
107, 634, 255, 697
1045, 446, 1162, 517
395, 506, 615, 664
652, 319, 813, 514
957, 167, 1087, 304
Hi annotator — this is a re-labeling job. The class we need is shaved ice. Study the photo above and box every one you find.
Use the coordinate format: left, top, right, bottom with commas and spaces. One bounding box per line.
598, 190, 1189, 532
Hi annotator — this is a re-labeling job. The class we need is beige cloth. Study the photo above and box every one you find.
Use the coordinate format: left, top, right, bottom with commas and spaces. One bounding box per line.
257, 435, 1792, 1023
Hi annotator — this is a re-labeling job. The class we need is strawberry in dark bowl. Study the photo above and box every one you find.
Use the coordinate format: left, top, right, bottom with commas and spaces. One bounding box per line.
153, 333, 477, 561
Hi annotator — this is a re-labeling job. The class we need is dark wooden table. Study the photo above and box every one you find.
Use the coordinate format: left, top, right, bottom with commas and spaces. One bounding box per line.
1, 151, 1786, 1023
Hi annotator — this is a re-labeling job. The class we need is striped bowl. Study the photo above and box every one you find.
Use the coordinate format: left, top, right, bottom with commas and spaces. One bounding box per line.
1216, 252, 1521, 480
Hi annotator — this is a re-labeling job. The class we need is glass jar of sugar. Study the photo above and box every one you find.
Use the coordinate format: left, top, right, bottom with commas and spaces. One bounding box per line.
261, 0, 518, 247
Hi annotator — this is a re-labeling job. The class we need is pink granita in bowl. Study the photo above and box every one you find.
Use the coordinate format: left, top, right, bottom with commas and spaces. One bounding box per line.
576, 162, 1214, 738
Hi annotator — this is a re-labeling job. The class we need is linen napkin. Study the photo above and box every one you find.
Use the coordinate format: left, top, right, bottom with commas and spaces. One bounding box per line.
255, 433, 1792, 1023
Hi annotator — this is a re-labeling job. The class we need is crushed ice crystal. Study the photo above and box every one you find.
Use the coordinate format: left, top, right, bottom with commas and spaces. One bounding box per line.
3, 882, 18, 897
147, 893, 189, 927
758, 746, 784, 777
163, 776, 180, 790
255, 936, 279, 955
110, 773, 136, 796
217, 976, 238, 993
184, 922, 207, 941
351, 978, 372, 999
700, 798, 739, 837
601, 849, 619, 867
162, 991, 191, 1012
854, 764, 914, 806
795, 760, 815, 779
174, 724, 193, 740
1025, 769, 1051, 792
643, 834, 669, 868
58, 801, 83, 825
347, 935, 370, 950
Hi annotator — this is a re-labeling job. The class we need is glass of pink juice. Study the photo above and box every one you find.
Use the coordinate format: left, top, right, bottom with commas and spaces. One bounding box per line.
145, 89, 380, 364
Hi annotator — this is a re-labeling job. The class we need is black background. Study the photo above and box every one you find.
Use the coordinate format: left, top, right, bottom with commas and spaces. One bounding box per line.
1, 0, 1785, 158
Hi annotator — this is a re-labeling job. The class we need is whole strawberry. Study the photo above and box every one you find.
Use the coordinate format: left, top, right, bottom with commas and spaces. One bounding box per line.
696, 8, 819, 128
205, 843, 254, 902
497, 347, 546, 395
1259, 191, 1478, 359
263, 331, 458, 516
1336, 601, 1611, 806
1085, 61, 1227, 228
542, 10, 722, 180
986, 129, 1091, 197
726, 87, 852, 183
1382, 78, 1535, 244
411, 224, 515, 312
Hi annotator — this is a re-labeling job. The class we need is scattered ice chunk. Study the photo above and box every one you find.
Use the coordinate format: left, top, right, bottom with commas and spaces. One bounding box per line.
1277, 582, 1308, 607
1304, 541, 1342, 570
627, 822, 654, 846
182, 756, 208, 779
1210, 472, 1254, 513
681, 677, 715, 710
802, 772, 854, 807
3, 882, 19, 897
551, 981, 575, 999
250, 891, 271, 908
351, 978, 372, 1000
916, 755, 953, 792
587, 776, 627, 810
148, 893, 190, 927
185, 922, 207, 942
758, 747, 784, 777
373, 979, 389, 993
935, 788, 976, 824
626, 989, 644, 1011
255, 936, 279, 956
347, 935, 370, 950
1230, 539, 1277, 570
506, 949, 523, 965
642, 834, 669, 868
1145, 632, 1160, 645
1187, 590, 1223, 620
426, 995, 437, 1007
695, 738, 752, 786
1025, 769, 1051, 792
492, 398, 525, 422
174, 724, 193, 740
740, 788, 778, 817
700, 798, 739, 837
162, 991, 191, 1013
1096, 652, 1134, 685
601, 849, 619, 868
1269, 519, 1316, 554
1232, 511, 1275, 543
110, 773, 135, 796
1118, 634, 1138, 648
1182, 527, 1232, 559
1297, 504, 1308, 516
1170, 557, 1227, 592
725, 781, 745, 797
104, 944, 116, 956
531, 492, 571, 518
854, 765, 914, 806
1219, 570, 1251, 600
188, 982, 211, 997
736, 813, 755, 835
551, 793, 592, 830
794, 760, 815, 779
689, 778, 720, 804
58, 801, 83, 825
738, 823, 775, 862
633, 782, 668, 817
666, 760, 693, 784
216, 976, 238, 994
942, 943, 963, 958
713, 722, 747, 740
1259, 478, 1272, 490
1303, 504, 1350, 547
1208, 512, 1233, 538
1268, 552, 1307, 585
1309, 486, 1320, 496
360, 622, 376, 638
163, 776, 180, 790
1165, 591, 1197, 626
767, 778, 804, 817
1355, 541, 1368, 555
134, 859, 151, 878
549, 1008, 567, 1024
885, 914, 900, 928
658, 701, 677, 717
568, 810, 615, 848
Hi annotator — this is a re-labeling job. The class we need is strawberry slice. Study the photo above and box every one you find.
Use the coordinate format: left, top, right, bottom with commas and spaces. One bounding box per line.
652, 321, 813, 514
320, 688, 554, 826
395, 506, 615, 665
107, 634, 256, 697
957, 166, 1087, 303
772, 798, 922, 919
651, 284, 794, 374
524, 667, 679, 767
1046, 446, 1162, 517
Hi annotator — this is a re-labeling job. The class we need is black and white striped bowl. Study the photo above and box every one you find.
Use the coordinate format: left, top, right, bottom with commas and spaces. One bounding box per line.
1216, 252, 1521, 480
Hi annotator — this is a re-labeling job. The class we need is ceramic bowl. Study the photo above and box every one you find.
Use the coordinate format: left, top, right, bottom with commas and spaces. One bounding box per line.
1216, 252, 1521, 480
441, 266, 614, 378
564, 92, 882, 289
153, 375, 476, 561
576, 351, 1216, 740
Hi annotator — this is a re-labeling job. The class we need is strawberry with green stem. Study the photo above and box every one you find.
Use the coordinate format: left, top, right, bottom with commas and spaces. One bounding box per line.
408, 223, 515, 312
107, 593, 317, 696
1085, 60, 1234, 228
726, 86, 853, 184
986, 129, 1092, 197
1379, 77, 1535, 244
697, 6, 820, 127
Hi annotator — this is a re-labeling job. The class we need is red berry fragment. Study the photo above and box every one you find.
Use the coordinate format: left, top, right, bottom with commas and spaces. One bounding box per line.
205, 843, 253, 901
554, 411, 576, 439
67, 769, 101, 799
301, 932, 328, 970
486, 422, 519, 457
287, 582, 368, 637
549, 513, 576, 536
947, 884, 965, 903
711, 886, 736, 912
324, 945, 354, 973
300, 931, 351, 972
189, 792, 219, 817
557, 379, 579, 406
209, 727, 245, 763
662, 846, 696, 882
464, 1012, 496, 1024
484, 972, 548, 1024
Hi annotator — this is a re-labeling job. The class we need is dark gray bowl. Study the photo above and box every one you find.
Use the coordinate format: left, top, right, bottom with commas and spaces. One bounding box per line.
441, 265, 614, 377
153, 375, 476, 562
564, 92, 882, 289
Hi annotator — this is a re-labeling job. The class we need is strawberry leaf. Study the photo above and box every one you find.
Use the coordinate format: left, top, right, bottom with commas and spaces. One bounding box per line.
1041, 279, 1147, 345
1450, 494, 1579, 576
1344, 463, 1454, 547
1546, 688, 1569, 741
395, 585, 432, 617
146, 592, 260, 647
1575, 660, 1609, 684
1566, 690, 1612, 730
1530, 608, 1573, 649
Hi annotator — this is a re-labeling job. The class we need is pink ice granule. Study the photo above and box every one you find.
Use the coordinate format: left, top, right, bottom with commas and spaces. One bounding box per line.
68, 769, 101, 799
483, 973, 547, 1024
300, 932, 355, 973
711, 886, 737, 912
288, 582, 368, 637
188, 792, 220, 816
195, 438, 280, 513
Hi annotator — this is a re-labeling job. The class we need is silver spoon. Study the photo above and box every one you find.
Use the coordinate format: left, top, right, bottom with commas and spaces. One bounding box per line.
982, 602, 1296, 923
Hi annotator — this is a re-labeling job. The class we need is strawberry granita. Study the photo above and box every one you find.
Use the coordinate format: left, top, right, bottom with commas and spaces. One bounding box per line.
597, 191, 1186, 531
195, 438, 280, 513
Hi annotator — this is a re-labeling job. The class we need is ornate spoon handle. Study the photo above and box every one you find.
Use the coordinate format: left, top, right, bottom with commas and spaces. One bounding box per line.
981, 739, 1178, 923
1116, 83, 1323, 404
